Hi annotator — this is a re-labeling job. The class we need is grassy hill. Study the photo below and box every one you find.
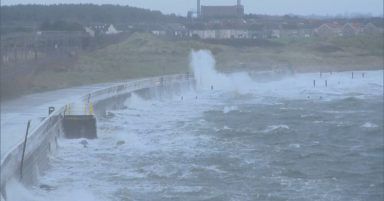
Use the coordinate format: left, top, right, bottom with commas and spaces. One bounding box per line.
2, 33, 383, 99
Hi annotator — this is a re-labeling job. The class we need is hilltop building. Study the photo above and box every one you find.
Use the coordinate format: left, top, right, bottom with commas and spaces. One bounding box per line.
197, 0, 244, 18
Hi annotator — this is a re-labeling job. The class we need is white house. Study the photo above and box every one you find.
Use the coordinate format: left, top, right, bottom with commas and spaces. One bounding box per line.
271, 29, 280, 38
152, 30, 166, 36
190, 30, 216, 39
190, 29, 250, 39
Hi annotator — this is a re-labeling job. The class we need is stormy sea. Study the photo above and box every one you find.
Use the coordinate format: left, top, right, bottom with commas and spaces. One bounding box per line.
7, 50, 383, 201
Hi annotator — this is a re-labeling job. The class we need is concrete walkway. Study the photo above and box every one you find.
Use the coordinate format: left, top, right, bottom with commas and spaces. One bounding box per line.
1, 82, 120, 159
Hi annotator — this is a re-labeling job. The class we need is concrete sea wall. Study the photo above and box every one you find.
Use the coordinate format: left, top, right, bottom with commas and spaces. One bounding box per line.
0, 74, 194, 199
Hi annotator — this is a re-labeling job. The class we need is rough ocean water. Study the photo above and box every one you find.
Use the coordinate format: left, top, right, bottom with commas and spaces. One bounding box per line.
6, 50, 383, 201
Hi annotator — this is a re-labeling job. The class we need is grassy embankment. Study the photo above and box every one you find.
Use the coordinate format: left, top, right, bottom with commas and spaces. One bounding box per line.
5, 33, 384, 98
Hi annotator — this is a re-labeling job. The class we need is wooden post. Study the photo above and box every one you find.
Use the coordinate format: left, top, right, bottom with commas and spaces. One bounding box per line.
13, 45, 17, 63
325, 80, 328, 87
34, 46, 38, 60
20, 120, 31, 180
313, 80, 316, 88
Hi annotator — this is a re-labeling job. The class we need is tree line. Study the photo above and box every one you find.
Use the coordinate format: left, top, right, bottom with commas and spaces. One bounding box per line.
1, 4, 185, 33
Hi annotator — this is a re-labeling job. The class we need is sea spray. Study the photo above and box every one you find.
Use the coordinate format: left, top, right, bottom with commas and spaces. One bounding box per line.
124, 93, 152, 109
5, 180, 37, 201
189, 50, 254, 93
19, 70, 383, 200
5, 180, 103, 201
189, 50, 227, 90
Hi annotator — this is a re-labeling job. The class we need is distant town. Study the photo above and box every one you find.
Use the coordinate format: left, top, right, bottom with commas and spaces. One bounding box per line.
1, 2, 383, 65
84, 0, 383, 40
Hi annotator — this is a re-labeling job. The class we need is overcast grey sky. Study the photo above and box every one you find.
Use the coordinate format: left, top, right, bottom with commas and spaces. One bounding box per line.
2, 0, 383, 16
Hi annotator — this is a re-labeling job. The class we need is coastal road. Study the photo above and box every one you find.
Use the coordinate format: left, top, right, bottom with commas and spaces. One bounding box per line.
0, 82, 120, 160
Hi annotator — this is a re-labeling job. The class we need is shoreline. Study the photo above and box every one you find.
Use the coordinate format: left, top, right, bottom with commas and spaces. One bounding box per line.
2, 67, 382, 102
1, 33, 383, 100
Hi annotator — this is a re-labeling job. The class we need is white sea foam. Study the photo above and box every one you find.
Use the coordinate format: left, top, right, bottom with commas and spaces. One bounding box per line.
361, 122, 379, 128
124, 93, 152, 109
262, 125, 290, 133
5, 180, 102, 201
223, 125, 231, 130
223, 106, 238, 114
5, 180, 37, 201
289, 144, 301, 149
48, 189, 102, 201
